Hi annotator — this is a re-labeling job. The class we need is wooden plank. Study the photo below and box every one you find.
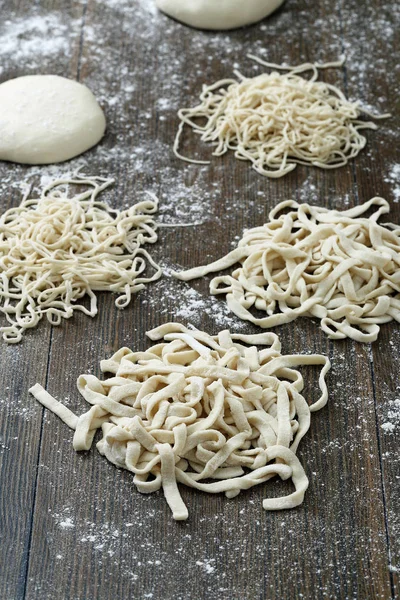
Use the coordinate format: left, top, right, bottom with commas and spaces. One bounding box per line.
342, 0, 400, 596
0, 333, 51, 600
372, 325, 400, 597
22, 1, 396, 600
0, 0, 396, 598
0, 1, 86, 599
24, 324, 393, 599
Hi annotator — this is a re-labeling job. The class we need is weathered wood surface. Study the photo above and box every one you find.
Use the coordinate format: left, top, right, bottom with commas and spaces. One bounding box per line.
0, 0, 399, 598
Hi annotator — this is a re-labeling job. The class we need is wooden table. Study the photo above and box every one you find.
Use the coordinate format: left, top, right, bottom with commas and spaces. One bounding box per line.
0, 1, 399, 598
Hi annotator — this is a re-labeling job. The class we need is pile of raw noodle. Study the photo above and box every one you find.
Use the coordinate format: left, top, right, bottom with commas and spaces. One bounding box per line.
175, 197, 400, 342
0, 173, 161, 343
175, 57, 389, 177
30, 323, 330, 520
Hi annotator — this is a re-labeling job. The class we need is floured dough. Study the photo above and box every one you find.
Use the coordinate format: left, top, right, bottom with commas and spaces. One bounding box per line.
0, 75, 106, 164
156, 0, 284, 30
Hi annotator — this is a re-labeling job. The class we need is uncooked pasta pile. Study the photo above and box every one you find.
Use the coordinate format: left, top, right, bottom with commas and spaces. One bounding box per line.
0, 173, 161, 343
174, 56, 389, 177
175, 198, 400, 343
30, 323, 330, 520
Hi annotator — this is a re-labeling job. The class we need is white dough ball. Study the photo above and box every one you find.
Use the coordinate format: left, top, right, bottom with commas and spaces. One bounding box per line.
156, 0, 284, 30
0, 75, 106, 165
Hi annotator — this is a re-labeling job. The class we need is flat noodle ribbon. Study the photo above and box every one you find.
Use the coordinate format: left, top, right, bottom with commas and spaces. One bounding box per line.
30, 323, 330, 520
174, 198, 400, 343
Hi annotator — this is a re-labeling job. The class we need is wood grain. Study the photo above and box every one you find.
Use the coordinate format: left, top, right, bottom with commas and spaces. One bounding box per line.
0, 0, 399, 598
342, 1, 400, 596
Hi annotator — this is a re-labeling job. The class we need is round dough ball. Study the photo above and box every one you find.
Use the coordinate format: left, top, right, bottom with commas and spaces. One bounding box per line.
0, 75, 106, 165
156, 0, 284, 30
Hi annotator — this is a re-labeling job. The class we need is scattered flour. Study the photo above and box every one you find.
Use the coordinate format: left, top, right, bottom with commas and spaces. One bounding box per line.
384, 164, 400, 203
196, 559, 216, 574
381, 399, 400, 434
0, 1, 399, 599
141, 264, 248, 331
55, 516, 75, 529
0, 14, 74, 68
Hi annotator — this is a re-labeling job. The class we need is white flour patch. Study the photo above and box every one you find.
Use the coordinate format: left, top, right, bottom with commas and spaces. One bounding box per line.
381, 399, 400, 434
297, 177, 320, 204
384, 164, 400, 203
97, 0, 158, 17
141, 265, 247, 331
59, 518, 75, 529
54, 514, 75, 529
196, 559, 216, 574
0, 14, 75, 65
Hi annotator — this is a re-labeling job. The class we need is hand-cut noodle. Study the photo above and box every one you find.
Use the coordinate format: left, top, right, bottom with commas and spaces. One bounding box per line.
174, 198, 400, 343
0, 173, 161, 343
30, 323, 330, 520
174, 56, 390, 177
